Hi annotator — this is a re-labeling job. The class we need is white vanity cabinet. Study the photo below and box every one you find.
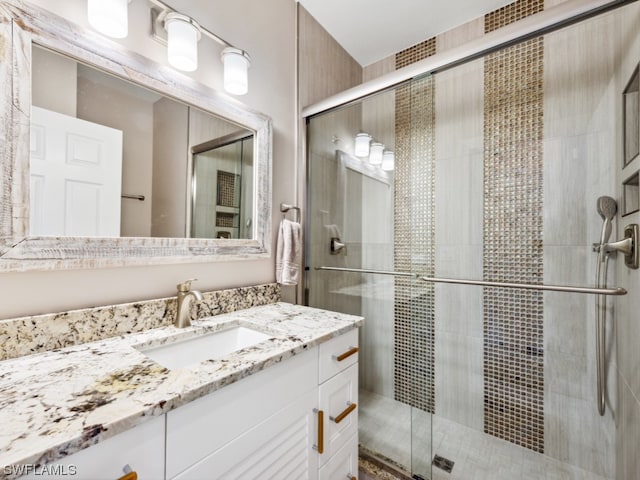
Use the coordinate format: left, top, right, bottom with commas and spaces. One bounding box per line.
21, 414, 165, 480
167, 328, 360, 480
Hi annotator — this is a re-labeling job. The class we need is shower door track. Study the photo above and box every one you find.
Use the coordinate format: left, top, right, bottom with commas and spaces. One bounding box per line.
301, 0, 638, 118
315, 266, 627, 296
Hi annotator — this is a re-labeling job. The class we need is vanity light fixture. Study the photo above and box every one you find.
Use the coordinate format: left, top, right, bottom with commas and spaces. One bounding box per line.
87, 0, 130, 39
221, 48, 251, 96
354, 133, 372, 157
150, 0, 251, 95
87, 0, 252, 95
381, 150, 395, 171
369, 142, 384, 165
165, 13, 201, 72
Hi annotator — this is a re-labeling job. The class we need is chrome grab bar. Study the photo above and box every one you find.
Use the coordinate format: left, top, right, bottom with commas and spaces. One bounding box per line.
315, 266, 627, 296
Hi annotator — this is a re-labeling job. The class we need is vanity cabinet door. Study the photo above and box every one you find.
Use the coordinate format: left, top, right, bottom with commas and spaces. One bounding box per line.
171, 389, 319, 480
20, 414, 165, 480
318, 363, 359, 466
318, 433, 358, 480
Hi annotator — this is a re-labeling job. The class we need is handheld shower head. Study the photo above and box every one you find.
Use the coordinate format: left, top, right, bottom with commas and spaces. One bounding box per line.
596, 196, 617, 245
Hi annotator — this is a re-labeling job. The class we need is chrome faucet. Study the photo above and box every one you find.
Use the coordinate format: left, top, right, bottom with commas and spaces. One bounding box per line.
175, 279, 204, 328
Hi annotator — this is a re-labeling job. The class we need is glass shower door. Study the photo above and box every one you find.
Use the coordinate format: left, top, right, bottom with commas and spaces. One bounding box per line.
306, 87, 433, 479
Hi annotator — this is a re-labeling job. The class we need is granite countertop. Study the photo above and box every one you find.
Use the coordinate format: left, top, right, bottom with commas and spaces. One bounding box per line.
0, 302, 363, 477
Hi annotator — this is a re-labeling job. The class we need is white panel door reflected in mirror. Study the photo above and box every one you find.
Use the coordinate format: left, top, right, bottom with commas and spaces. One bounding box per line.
30, 106, 123, 237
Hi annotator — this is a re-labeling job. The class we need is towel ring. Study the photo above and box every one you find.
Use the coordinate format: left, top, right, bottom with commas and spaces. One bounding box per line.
280, 202, 301, 223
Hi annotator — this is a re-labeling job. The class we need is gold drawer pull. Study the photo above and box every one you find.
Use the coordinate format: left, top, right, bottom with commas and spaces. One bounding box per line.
313, 408, 324, 454
330, 402, 357, 424
334, 346, 358, 362
347, 476, 357, 480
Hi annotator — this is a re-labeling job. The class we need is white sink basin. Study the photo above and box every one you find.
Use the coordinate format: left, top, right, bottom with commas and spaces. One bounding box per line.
138, 326, 273, 370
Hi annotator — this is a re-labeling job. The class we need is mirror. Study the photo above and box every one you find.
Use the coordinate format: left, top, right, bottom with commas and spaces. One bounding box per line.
0, 0, 272, 270
32, 46, 255, 240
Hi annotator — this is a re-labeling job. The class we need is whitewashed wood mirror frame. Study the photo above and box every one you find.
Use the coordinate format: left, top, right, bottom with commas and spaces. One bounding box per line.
0, 0, 273, 272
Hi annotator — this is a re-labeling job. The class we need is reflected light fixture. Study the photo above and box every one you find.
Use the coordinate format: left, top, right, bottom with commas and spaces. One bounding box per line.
222, 48, 251, 96
87, 0, 129, 39
369, 142, 384, 165
165, 13, 201, 72
381, 150, 395, 171
354, 133, 372, 157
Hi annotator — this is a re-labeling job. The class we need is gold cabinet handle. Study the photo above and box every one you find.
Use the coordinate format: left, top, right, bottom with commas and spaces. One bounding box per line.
313, 409, 324, 454
330, 402, 357, 424
334, 346, 358, 362
347, 476, 357, 480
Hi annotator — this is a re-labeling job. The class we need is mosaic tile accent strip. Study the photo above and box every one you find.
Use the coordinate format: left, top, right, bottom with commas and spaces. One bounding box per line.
0, 283, 280, 361
394, 38, 436, 413
483, 0, 545, 453
217, 170, 239, 207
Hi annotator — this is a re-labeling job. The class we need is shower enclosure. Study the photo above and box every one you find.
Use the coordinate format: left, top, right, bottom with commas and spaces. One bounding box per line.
304, 1, 639, 479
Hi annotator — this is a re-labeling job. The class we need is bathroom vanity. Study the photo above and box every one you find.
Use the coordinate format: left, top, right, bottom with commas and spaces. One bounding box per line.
0, 303, 362, 480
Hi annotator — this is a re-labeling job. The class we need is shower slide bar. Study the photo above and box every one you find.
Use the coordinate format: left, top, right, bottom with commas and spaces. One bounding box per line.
315, 266, 627, 296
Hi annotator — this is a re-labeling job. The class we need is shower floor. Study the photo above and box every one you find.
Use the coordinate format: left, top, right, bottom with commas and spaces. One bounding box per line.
358, 389, 612, 480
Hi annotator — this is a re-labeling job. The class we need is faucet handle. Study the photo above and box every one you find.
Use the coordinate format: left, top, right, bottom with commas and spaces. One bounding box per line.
177, 278, 198, 292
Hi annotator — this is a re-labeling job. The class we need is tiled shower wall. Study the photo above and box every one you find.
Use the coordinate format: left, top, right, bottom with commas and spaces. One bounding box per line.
482, 0, 545, 453
394, 39, 437, 413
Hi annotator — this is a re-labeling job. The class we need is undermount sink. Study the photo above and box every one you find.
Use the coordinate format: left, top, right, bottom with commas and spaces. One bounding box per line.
137, 326, 273, 370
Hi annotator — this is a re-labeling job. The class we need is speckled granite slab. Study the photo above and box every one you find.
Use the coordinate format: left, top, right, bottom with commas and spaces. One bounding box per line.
0, 302, 363, 479
0, 283, 280, 361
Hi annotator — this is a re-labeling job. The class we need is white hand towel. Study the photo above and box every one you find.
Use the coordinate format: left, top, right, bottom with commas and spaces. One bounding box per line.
276, 218, 302, 285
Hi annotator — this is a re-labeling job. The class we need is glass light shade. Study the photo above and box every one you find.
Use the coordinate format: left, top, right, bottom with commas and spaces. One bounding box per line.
354, 133, 372, 157
222, 48, 251, 96
381, 150, 395, 171
165, 14, 200, 72
369, 142, 384, 165
87, 0, 129, 39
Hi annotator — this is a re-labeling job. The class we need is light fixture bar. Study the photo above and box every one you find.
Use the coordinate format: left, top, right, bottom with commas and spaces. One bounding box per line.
147, 0, 235, 49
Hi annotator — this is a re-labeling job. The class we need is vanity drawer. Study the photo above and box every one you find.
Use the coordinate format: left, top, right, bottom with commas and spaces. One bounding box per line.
318, 328, 359, 383
318, 362, 358, 466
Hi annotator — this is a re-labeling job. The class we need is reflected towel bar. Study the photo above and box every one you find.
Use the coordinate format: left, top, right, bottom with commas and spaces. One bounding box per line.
121, 194, 145, 201
315, 266, 627, 296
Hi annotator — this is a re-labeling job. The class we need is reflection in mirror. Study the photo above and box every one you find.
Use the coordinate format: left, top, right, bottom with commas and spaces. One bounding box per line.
30, 46, 254, 239
191, 133, 253, 239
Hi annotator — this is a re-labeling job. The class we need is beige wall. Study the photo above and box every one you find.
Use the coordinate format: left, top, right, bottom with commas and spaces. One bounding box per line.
0, 0, 296, 318
77, 75, 155, 237
31, 47, 77, 116
151, 97, 189, 238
